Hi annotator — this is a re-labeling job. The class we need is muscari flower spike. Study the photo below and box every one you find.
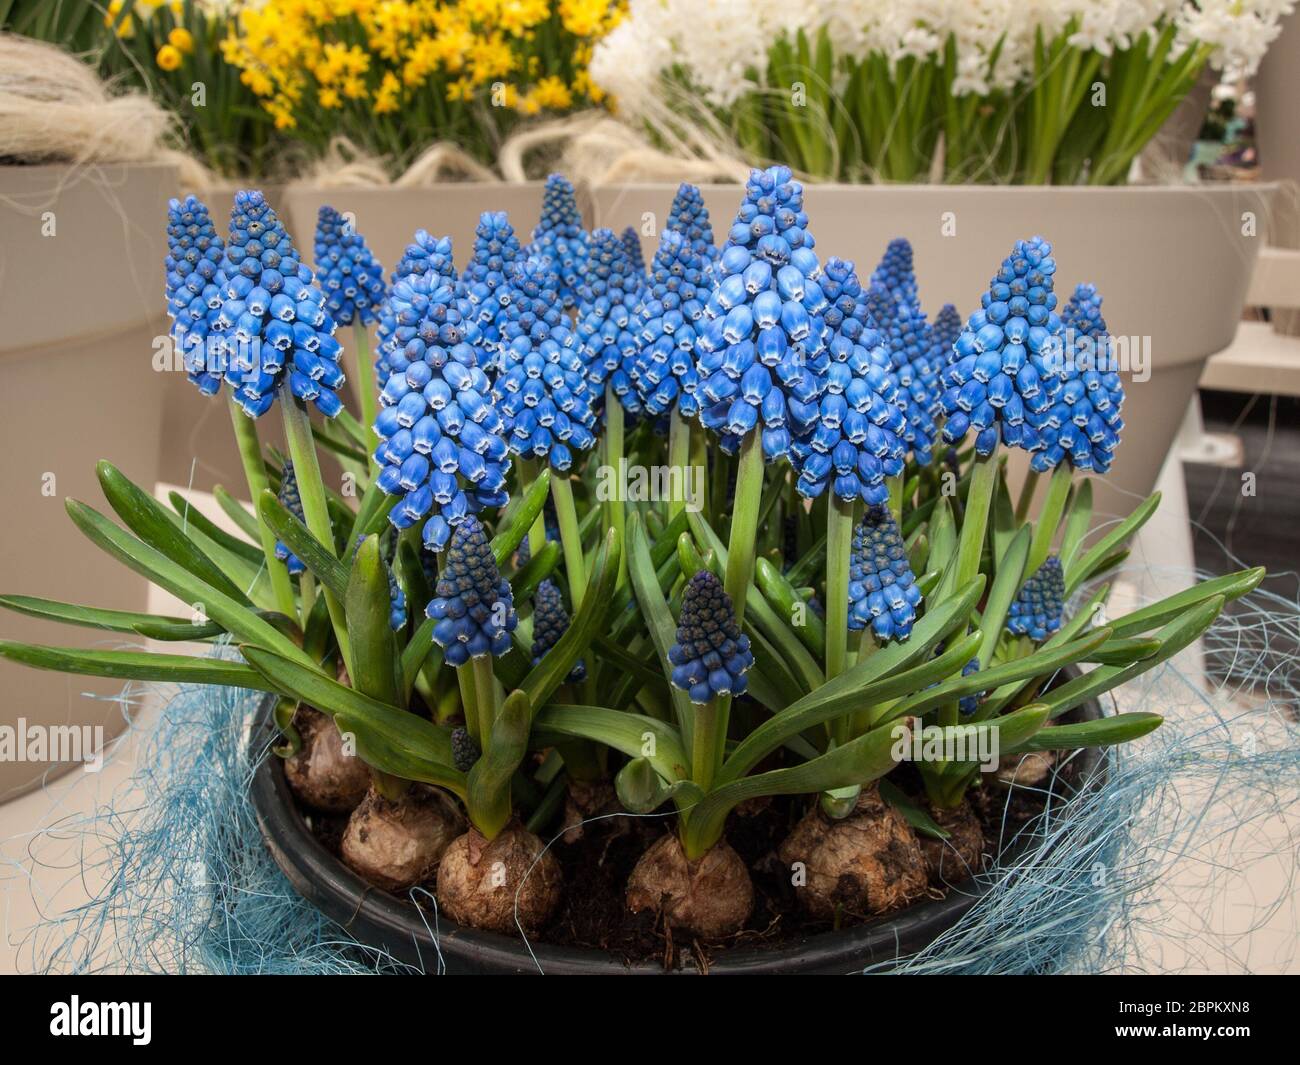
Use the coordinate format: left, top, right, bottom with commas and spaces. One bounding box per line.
931, 303, 963, 367
164, 195, 229, 395
373, 270, 511, 553
1006, 556, 1065, 641
629, 229, 708, 418
215, 190, 345, 418
273, 461, 306, 575
941, 236, 1065, 457
668, 571, 753, 704
621, 225, 647, 282
460, 211, 522, 357
666, 182, 717, 266
578, 227, 646, 414
848, 507, 923, 641
427, 518, 517, 666
696, 165, 827, 459
451, 726, 481, 772
530, 579, 586, 681
871, 237, 919, 312
375, 230, 458, 379
531, 173, 588, 309
492, 257, 599, 471
958, 658, 982, 716
863, 282, 940, 464
314, 206, 387, 327
1030, 283, 1125, 474
791, 257, 907, 504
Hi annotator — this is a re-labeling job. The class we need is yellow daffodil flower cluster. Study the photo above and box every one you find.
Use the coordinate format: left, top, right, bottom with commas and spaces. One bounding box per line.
218, 0, 623, 155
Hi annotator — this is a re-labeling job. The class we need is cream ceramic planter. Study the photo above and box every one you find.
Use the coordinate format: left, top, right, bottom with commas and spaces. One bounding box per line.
591, 182, 1276, 519
0, 162, 176, 800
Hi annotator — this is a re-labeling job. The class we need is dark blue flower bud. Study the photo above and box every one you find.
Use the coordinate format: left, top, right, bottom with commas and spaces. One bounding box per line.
529, 173, 588, 309
426, 518, 517, 666
848, 507, 923, 641
530, 579, 586, 681
460, 211, 522, 355
313, 206, 387, 327
667, 571, 753, 704
1006, 556, 1065, 640
272, 461, 306, 574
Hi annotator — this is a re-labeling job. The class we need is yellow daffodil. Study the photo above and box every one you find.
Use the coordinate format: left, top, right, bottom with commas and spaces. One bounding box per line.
168, 28, 195, 54
156, 44, 183, 72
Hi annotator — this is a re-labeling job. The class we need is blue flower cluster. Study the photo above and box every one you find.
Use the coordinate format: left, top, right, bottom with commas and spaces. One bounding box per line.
848, 507, 922, 641
930, 302, 962, 368
790, 258, 906, 504
530, 173, 588, 308
863, 282, 939, 464
273, 461, 306, 575
164, 195, 227, 396
578, 227, 646, 414
372, 272, 510, 553
621, 225, 647, 283
629, 229, 708, 418
530, 579, 586, 681
666, 182, 717, 266
460, 211, 522, 357
1030, 283, 1125, 474
696, 165, 827, 459
668, 571, 753, 704
215, 190, 345, 418
1006, 556, 1065, 640
492, 257, 599, 471
871, 237, 919, 311
313, 206, 387, 327
958, 657, 982, 716
375, 231, 457, 379
940, 236, 1064, 456
427, 518, 517, 665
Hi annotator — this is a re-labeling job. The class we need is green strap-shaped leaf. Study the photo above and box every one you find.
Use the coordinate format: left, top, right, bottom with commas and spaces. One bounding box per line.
1064, 490, 1160, 594
511, 540, 560, 603
978, 525, 1029, 669
1106, 567, 1264, 640
258, 490, 350, 601
755, 556, 825, 659
531, 703, 691, 784
214, 486, 263, 543
0, 640, 278, 692
167, 491, 263, 565
0, 594, 195, 636
491, 469, 551, 568
466, 689, 532, 837
345, 478, 397, 544
1006, 711, 1163, 753
1058, 477, 1093, 571
345, 535, 400, 706
331, 713, 465, 799
400, 618, 440, 696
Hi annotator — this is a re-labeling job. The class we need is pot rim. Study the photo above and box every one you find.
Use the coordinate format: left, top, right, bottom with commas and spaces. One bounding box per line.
250, 684, 1108, 974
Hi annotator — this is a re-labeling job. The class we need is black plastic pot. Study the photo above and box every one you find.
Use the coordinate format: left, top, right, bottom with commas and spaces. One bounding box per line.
250, 687, 1106, 974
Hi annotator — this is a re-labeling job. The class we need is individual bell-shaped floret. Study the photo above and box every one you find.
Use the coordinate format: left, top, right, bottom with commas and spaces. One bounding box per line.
164, 195, 228, 395
630, 229, 708, 418
492, 257, 599, 471
666, 182, 717, 267
863, 282, 939, 464
667, 571, 754, 704
940, 236, 1065, 457
577, 227, 646, 414
459, 211, 522, 358
1006, 556, 1065, 641
373, 272, 511, 553
426, 518, 518, 666
215, 190, 346, 418
1031, 283, 1125, 474
314, 205, 387, 327
695, 165, 827, 460
273, 461, 306, 575
870, 237, 919, 312
375, 230, 458, 379
530, 173, 588, 309
530, 579, 586, 681
621, 225, 647, 283
791, 257, 907, 505
848, 507, 923, 641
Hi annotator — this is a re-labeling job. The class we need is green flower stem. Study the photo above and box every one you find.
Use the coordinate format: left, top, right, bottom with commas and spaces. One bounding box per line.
1014, 468, 1040, 523
692, 696, 720, 793
518, 457, 547, 557
350, 322, 378, 472
824, 494, 853, 691
549, 472, 586, 610
280, 390, 351, 672
690, 420, 710, 518
724, 431, 765, 629
604, 384, 627, 587
850, 631, 880, 734
667, 407, 691, 521
1027, 464, 1073, 577
456, 661, 480, 743
227, 395, 298, 624
953, 450, 997, 593
473, 654, 497, 749
887, 472, 904, 526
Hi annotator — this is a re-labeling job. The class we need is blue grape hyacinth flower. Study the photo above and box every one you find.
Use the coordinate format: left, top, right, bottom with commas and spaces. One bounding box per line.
460, 211, 522, 357
373, 272, 511, 553
530, 173, 588, 309
621, 225, 647, 282
427, 518, 517, 666
164, 195, 228, 396
630, 229, 708, 418
1006, 556, 1065, 641
375, 230, 458, 379
666, 182, 717, 267
958, 658, 982, 716
215, 190, 345, 419
848, 507, 923, 641
493, 257, 599, 471
1030, 283, 1125, 474
273, 461, 306, 575
870, 237, 919, 312
578, 227, 645, 414
530, 579, 586, 681
863, 282, 939, 464
696, 165, 827, 459
791, 258, 906, 504
940, 236, 1065, 457
314, 206, 387, 327
668, 571, 753, 704
931, 303, 962, 367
